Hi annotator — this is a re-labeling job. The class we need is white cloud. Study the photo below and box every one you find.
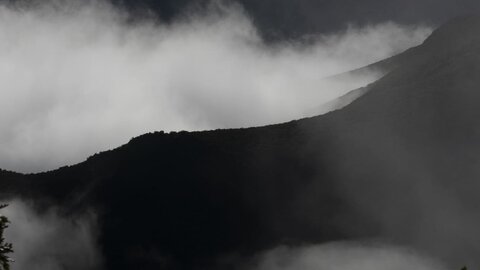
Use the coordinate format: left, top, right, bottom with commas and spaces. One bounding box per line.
0, 1, 431, 172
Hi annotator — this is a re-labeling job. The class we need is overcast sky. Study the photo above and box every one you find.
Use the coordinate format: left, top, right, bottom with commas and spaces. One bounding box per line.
111, 0, 480, 39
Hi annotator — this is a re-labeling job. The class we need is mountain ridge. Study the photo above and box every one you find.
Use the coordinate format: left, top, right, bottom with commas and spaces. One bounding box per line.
2, 15, 480, 270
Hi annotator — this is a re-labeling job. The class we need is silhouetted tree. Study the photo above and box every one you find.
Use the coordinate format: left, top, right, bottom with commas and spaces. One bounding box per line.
0, 204, 13, 270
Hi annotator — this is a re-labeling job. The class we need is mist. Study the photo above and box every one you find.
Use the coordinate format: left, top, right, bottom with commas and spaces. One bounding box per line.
1, 200, 102, 270
249, 242, 447, 270
0, 0, 430, 172
0, 198, 451, 270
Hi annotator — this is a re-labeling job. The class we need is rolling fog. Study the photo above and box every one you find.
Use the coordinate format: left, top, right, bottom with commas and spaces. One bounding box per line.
0, 0, 430, 173
3, 200, 102, 270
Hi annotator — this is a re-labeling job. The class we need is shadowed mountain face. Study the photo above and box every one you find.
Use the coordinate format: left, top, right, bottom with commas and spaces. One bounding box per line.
2, 15, 480, 270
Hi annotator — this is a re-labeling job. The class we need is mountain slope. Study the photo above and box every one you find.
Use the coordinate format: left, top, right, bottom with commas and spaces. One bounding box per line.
3, 15, 480, 270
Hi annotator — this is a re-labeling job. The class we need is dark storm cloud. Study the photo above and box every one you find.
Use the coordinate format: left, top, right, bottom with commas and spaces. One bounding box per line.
111, 0, 480, 39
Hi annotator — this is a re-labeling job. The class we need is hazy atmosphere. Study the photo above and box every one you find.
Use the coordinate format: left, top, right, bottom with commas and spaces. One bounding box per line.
0, 1, 478, 270
3, 200, 102, 270
0, 1, 430, 172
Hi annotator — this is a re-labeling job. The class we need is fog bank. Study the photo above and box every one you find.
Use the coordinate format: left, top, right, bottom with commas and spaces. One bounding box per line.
0, 1, 431, 172
250, 242, 447, 270
2, 200, 102, 270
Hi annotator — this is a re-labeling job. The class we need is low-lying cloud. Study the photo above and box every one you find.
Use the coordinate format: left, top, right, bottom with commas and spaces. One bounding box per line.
0, 0, 431, 172
250, 242, 447, 270
0, 199, 449, 270
1, 200, 102, 270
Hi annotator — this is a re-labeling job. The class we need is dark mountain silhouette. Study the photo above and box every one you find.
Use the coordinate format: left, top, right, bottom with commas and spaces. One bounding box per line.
3, 15, 480, 270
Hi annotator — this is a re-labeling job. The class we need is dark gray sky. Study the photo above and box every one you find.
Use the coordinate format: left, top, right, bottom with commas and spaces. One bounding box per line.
112, 0, 480, 38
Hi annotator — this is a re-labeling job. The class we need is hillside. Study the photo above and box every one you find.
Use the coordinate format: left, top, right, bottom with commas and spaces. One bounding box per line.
2, 15, 480, 270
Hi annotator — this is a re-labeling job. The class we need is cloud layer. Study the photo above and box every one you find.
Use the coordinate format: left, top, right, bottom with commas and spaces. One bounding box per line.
0, 1, 431, 172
